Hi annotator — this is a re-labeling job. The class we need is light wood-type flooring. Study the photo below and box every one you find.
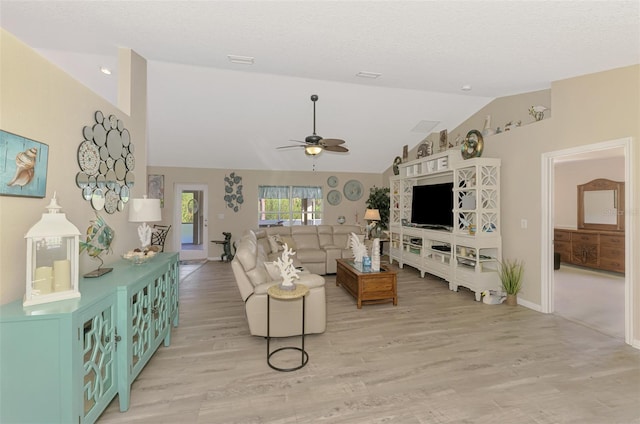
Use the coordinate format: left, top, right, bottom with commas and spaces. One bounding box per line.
99, 260, 640, 424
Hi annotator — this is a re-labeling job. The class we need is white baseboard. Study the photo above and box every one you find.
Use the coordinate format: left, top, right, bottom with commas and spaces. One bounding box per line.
516, 297, 542, 312
632, 338, 640, 350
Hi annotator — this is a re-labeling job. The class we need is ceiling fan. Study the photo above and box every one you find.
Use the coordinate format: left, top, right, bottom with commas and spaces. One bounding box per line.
277, 94, 349, 156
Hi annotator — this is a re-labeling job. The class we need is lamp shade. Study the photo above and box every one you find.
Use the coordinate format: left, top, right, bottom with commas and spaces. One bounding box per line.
129, 197, 161, 223
364, 209, 381, 221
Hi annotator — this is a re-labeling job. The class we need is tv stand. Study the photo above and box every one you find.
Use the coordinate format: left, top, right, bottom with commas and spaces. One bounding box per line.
389, 150, 502, 301
414, 224, 451, 231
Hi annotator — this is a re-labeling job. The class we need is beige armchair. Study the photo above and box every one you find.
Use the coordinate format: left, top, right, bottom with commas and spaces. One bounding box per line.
231, 230, 327, 337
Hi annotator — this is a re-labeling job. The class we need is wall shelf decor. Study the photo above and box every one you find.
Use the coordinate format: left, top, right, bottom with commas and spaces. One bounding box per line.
0, 130, 49, 198
76, 111, 135, 213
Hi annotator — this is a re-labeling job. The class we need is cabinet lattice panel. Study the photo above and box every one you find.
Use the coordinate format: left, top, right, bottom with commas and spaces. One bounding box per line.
131, 286, 152, 366
481, 166, 498, 186
83, 305, 116, 415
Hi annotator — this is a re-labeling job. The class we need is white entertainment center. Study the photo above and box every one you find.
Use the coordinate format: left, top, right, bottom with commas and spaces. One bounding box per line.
389, 149, 502, 300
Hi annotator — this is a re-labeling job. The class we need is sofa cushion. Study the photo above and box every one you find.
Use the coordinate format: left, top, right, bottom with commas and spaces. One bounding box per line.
280, 235, 297, 250
247, 264, 269, 287
332, 225, 362, 250
235, 239, 257, 272
295, 249, 326, 264
254, 230, 272, 255
317, 225, 333, 247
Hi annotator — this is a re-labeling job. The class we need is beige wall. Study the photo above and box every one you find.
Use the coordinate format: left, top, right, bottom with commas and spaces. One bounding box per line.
148, 166, 383, 254
446, 65, 639, 342
554, 157, 625, 229
0, 30, 148, 304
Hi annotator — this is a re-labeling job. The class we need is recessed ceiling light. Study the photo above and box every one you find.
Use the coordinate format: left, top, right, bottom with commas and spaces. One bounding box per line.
100, 66, 112, 75
461, 84, 472, 91
227, 55, 255, 65
356, 71, 381, 79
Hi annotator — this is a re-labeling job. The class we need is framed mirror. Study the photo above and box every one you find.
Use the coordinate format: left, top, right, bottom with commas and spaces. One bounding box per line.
577, 178, 624, 231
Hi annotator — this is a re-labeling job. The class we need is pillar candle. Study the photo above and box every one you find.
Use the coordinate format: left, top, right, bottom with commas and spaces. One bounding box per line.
33, 266, 53, 294
53, 259, 71, 292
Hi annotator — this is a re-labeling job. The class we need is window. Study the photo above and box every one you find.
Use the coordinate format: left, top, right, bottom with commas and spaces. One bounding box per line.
258, 186, 323, 226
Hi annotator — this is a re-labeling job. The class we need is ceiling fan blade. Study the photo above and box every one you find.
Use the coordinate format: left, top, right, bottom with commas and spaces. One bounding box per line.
324, 145, 349, 153
277, 145, 305, 150
321, 138, 345, 146
288, 139, 307, 144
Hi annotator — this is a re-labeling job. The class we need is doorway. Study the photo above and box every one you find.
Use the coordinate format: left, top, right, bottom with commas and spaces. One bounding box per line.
174, 183, 208, 261
541, 138, 634, 345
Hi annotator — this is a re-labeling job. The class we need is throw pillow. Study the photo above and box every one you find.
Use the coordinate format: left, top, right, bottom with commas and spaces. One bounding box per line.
267, 235, 281, 253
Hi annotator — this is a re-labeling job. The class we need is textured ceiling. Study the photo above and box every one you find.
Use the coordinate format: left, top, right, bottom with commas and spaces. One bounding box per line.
1, 1, 638, 173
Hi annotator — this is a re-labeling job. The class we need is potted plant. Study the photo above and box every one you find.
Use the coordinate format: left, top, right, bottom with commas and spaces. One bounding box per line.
497, 258, 524, 306
365, 186, 390, 234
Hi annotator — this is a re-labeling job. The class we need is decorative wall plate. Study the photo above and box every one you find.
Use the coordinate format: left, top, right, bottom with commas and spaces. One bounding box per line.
461, 130, 484, 159
327, 176, 338, 187
343, 179, 363, 201
327, 189, 342, 205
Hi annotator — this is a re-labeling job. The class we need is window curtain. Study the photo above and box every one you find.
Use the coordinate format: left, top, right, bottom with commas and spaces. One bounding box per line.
292, 186, 322, 199
259, 186, 322, 199
258, 186, 289, 198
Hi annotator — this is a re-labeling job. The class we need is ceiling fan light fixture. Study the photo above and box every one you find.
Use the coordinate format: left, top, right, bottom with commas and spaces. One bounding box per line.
305, 145, 323, 156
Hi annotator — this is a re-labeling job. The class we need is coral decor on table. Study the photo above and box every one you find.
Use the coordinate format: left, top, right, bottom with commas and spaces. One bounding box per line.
273, 244, 300, 290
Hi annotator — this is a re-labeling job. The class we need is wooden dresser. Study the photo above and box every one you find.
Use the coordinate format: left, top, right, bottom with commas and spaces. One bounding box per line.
554, 229, 624, 273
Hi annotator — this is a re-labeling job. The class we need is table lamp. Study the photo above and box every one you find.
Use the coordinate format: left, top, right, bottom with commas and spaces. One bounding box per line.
364, 208, 381, 239
129, 196, 161, 250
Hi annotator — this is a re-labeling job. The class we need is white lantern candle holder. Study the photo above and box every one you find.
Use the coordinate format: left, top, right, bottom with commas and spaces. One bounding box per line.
24, 193, 81, 307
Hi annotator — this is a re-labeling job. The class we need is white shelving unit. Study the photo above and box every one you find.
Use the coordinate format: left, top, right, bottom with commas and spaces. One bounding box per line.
389, 149, 502, 301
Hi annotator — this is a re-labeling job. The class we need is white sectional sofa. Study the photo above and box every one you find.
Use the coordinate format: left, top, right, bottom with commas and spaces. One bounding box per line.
230, 225, 366, 337
257, 224, 364, 275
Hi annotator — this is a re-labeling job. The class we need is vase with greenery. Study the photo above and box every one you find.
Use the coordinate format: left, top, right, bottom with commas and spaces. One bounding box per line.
365, 186, 390, 234
497, 258, 524, 306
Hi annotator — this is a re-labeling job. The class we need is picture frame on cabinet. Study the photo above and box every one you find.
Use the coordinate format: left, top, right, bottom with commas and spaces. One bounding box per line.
0, 130, 49, 198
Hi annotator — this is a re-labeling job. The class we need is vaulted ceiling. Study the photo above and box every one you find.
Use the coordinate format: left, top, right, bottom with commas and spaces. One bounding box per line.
2, 1, 638, 173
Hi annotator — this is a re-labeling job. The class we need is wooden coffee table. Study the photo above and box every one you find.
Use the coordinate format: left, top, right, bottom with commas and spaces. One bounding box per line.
336, 259, 397, 309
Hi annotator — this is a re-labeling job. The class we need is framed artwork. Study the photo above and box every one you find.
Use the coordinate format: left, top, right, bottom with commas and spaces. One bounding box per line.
148, 174, 165, 207
0, 130, 49, 198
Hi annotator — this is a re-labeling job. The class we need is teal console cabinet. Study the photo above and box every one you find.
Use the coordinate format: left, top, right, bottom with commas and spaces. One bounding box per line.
0, 252, 179, 424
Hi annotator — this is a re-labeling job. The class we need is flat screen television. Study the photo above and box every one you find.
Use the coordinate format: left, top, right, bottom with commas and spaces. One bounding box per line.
411, 182, 454, 230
